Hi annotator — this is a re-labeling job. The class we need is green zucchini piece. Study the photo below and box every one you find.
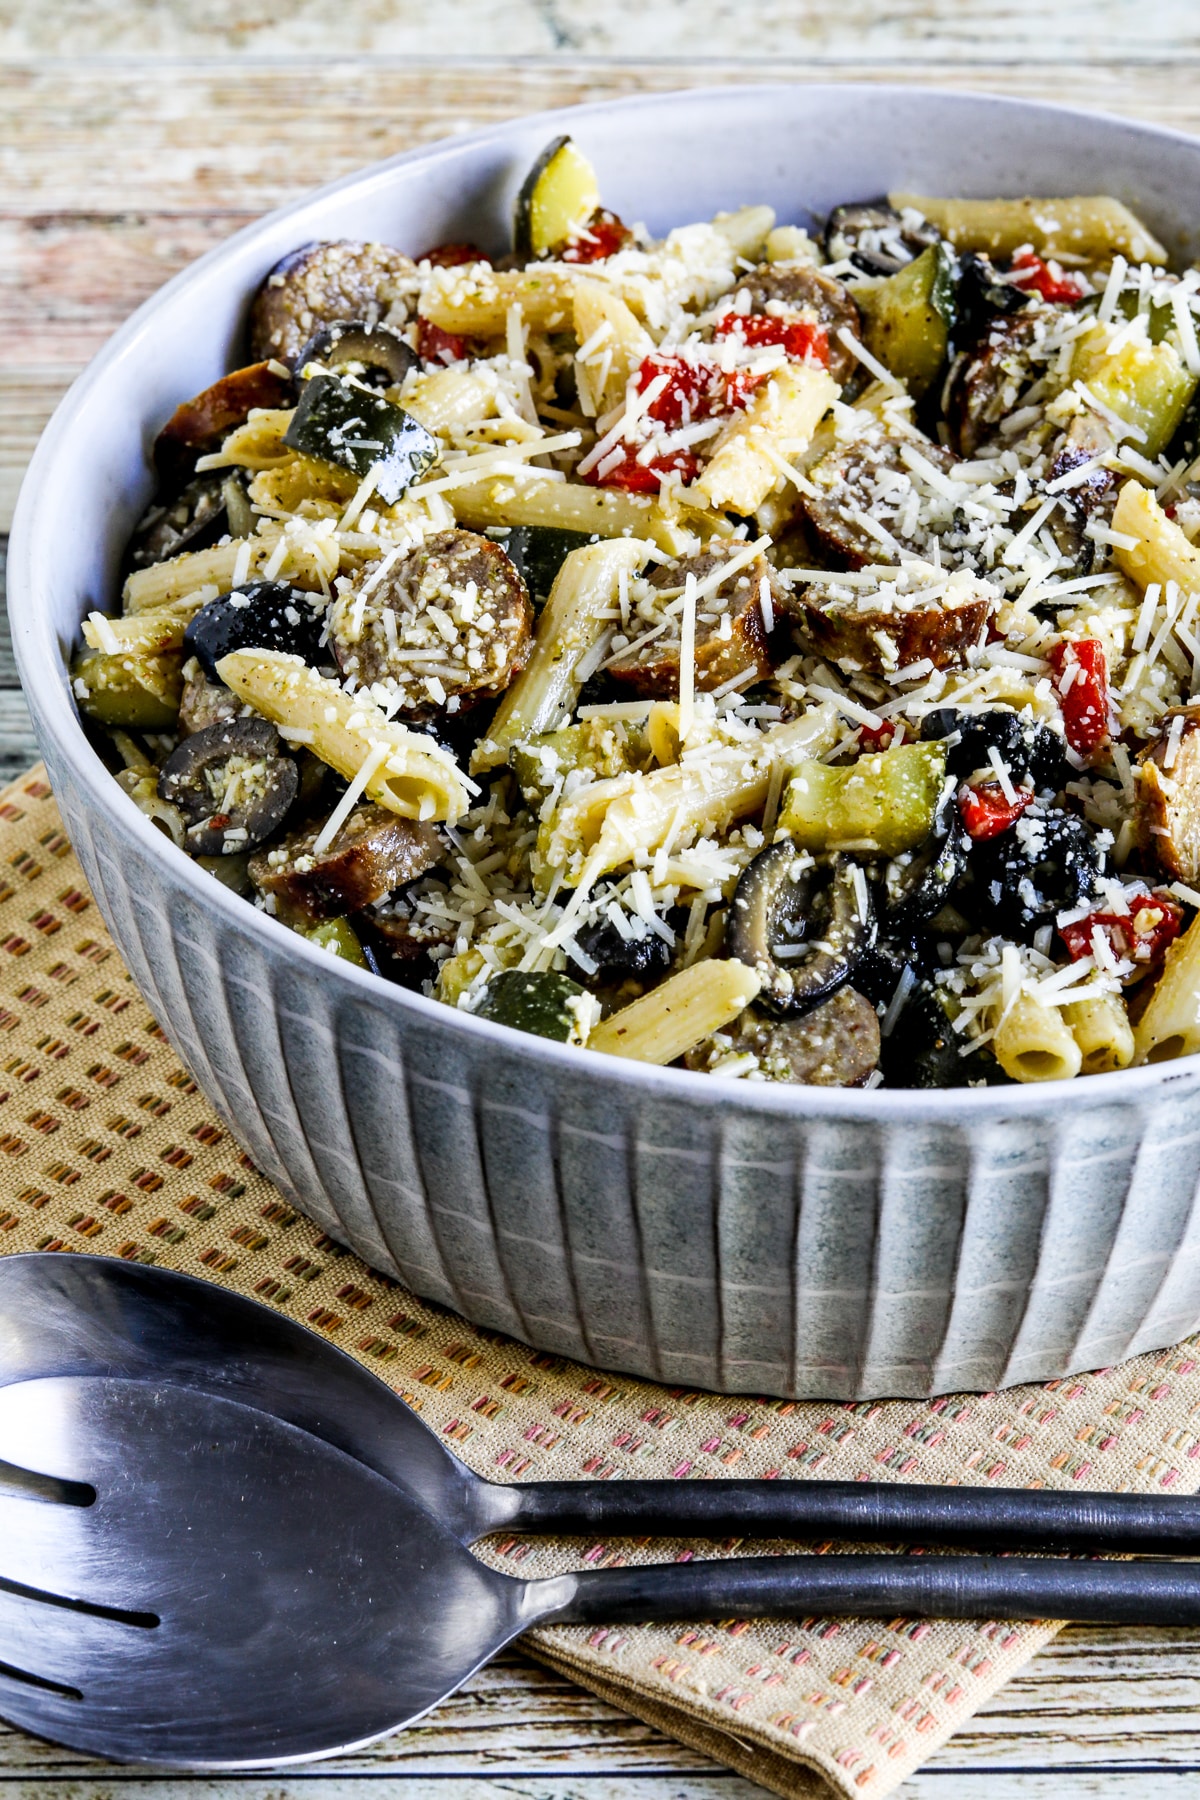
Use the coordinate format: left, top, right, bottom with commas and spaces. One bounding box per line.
514, 136, 601, 261
300, 916, 369, 968
284, 374, 440, 503
857, 243, 957, 399
1070, 322, 1198, 459
510, 717, 651, 805
502, 525, 598, 608
474, 968, 591, 1043
72, 647, 182, 731
778, 741, 948, 859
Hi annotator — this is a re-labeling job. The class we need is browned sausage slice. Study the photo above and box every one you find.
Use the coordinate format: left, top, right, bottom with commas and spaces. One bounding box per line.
154, 361, 295, 492
328, 529, 533, 718
947, 314, 1042, 457
606, 547, 779, 698
781, 563, 993, 676
797, 433, 958, 570
178, 670, 243, 737
1136, 704, 1200, 882
734, 264, 863, 385
248, 241, 419, 367
686, 986, 880, 1084
249, 804, 444, 923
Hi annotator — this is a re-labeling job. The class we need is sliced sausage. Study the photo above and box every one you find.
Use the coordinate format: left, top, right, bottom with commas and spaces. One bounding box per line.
327, 528, 533, 718
606, 546, 779, 698
947, 314, 1042, 457
178, 669, 242, 737
249, 803, 444, 923
248, 241, 419, 368
1136, 704, 1200, 882
154, 361, 295, 493
796, 433, 958, 570
734, 264, 863, 385
686, 986, 880, 1085
782, 564, 993, 676
357, 874, 456, 969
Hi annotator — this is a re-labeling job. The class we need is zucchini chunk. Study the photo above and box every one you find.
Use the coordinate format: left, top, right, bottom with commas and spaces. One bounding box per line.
283, 374, 440, 503
778, 741, 948, 859
1070, 323, 1197, 459
514, 136, 601, 260
857, 242, 957, 399
474, 968, 594, 1044
71, 647, 182, 732
501, 525, 598, 608
300, 917, 369, 967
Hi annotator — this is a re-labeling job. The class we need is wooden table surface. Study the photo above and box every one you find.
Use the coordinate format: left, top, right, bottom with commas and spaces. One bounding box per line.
5, 3, 1200, 1793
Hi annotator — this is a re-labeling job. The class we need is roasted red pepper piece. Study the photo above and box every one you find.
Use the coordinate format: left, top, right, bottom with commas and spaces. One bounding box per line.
634, 351, 761, 429
713, 311, 830, 366
558, 209, 631, 264
419, 242, 492, 268
416, 317, 473, 365
958, 780, 1036, 840
1058, 893, 1184, 966
1009, 248, 1089, 305
1050, 637, 1110, 756
584, 445, 700, 493
858, 719, 905, 752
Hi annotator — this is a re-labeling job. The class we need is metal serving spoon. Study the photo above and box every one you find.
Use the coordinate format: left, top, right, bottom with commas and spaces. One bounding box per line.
5, 1252, 1200, 1558
9, 1370, 1200, 1769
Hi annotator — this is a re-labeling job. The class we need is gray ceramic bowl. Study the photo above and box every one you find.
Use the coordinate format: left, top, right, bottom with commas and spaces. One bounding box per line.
11, 84, 1200, 1400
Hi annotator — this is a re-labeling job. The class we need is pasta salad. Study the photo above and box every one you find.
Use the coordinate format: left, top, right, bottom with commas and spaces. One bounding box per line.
74, 138, 1200, 1087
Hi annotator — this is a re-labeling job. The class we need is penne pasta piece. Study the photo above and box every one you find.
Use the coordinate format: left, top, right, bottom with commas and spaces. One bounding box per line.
765, 225, 819, 266
215, 649, 474, 824
83, 605, 194, 656
572, 279, 652, 418
207, 409, 297, 472
1134, 911, 1200, 1063
401, 367, 502, 433
446, 470, 693, 554
1064, 992, 1136, 1074
711, 205, 776, 259
473, 538, 654, 773
993, 991, 1083, 1083
419, 264, 580, 337
588, 958, 762, 1063
697, 364, 839, 515
539, 703, 840, 889
1111, 479, 1200, 597
122, 522, 341, 615
889, 193, 1166, 265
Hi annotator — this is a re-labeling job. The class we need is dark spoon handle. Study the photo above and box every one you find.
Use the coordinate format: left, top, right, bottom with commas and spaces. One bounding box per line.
508, 1478, 1200, 1555
546, 1552, 1200, 1629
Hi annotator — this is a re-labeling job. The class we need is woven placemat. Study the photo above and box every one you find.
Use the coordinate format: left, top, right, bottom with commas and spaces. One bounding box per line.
1, 764, 1199, 1799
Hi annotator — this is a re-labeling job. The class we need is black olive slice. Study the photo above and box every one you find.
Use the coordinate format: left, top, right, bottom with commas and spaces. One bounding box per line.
823, 201, 941, 277
125, 472, 229, 572
921, 708, 1070, 793
158, 718, 298, 857
184, 581, 328, 680
568, 913, 674, 986
726, 845, 875, 1017
954, 252, 1030, 347
881, 983, 1010, 1088
295, 320, 418, 389
883, 792, 968, 928
972, 808, 1103, 941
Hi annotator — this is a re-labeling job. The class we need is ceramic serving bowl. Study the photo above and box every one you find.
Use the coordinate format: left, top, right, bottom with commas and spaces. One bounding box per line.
11, 84, 1200, 1400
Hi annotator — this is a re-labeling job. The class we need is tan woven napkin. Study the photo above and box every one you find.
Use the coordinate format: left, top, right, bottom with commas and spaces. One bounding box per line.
2, 764, 1199, 1799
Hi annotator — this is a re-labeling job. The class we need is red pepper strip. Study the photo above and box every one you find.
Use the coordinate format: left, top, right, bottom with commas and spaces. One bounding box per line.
1059, 894, 1184, 966
558, 209, 631, 264
1049, 637, 1110, 756
583, 445, 699, 493
858, 719, 904, 752
1009, 249, 1089, 305
416, 317, 473, 365
713, 311, 831, 366
957, 780, 1036, 841
419, 242, 492, 268
634, 352, 761, 430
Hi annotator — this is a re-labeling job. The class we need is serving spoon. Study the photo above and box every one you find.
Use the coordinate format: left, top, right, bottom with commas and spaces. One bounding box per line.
5, 1251, 1200, 1558
9, 1370, 1200, 1768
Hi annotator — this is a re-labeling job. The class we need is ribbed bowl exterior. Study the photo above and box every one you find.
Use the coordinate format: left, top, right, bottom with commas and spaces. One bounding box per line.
13, 85, 1200, 1398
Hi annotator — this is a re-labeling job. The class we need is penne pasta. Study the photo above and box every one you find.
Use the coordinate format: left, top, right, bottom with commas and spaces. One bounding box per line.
1134, 912, 1200, 1063
1112, 479, 1200, 597
710, 204, 776, 259
697, 364, 839, 514
122, 523, 341, 615
401, 367, 502, 433
445, 470, 693, 554
215, 649, 474, 824
572, 279, 652, 418
993, 991, 1083, 1083
588, 959, 762, 1062
419, 264, 580, 338
889, 193, 1166, 265
1064, 993, 1136, 1074
473, 538, 654, 772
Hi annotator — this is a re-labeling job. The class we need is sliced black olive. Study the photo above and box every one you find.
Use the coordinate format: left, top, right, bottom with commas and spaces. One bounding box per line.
125, 472, 230, 571
295, 320, 418, 389
881, 982, 1010, 1088
501, 525, 598, 609
158, 718, 298, 857
853, 931, 938, 1010
184, 580, 328, 680
726, 846, 875, 1018
954, 252, 1030, 347
568, 913, 673, 986
882, 790, 969, 928
823, 201, 941, 277
283, 374, 440, 504
921, 708, 1070, 793
972, 808, 1103, 941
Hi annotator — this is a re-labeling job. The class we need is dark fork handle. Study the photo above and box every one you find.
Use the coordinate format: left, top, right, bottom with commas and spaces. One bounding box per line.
545, 1552, 1200, 1629
507, 1477, 1200, 1555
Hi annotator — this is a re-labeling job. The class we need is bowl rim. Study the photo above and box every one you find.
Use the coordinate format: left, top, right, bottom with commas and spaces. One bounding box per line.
11, 77, 1200, 1122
